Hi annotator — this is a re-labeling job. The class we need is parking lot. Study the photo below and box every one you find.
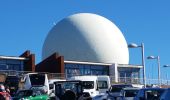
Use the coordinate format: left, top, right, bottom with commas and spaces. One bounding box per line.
0, 71, 170, 100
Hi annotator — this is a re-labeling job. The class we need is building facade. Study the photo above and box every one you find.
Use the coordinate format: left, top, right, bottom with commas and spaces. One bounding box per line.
0, 51, 142, 84
0, 50, 35, 73
36, 53, 142, 83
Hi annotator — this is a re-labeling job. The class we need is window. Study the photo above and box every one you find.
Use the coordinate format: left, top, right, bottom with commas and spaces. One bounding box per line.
82, 81, 94, 89
6, 59, 21, 64
124, 90, 139, 97
65, 63, 109, 77
0, 64, 7, 70
98, 81, 108, 89
29, 74, 45, 86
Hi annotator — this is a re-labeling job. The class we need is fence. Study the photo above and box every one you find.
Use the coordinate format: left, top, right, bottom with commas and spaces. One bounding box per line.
1, 70, 170, 86
108, 76, 170, 87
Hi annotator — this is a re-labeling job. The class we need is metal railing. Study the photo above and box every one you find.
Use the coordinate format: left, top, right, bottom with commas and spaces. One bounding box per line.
1, 70, 170, 87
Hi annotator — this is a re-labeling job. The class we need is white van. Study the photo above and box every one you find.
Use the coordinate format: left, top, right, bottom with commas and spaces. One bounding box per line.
69, 75, 110, 97
21, 73, 50, 94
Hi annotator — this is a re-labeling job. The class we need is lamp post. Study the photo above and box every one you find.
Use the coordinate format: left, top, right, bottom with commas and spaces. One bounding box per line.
128, 43, 146, 88
163, 65, 170, 85
163, 65, 170, 67
147, 56, 161, 87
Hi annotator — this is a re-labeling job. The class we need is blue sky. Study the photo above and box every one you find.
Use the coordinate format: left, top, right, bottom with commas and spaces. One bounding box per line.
0, 0, 170, 80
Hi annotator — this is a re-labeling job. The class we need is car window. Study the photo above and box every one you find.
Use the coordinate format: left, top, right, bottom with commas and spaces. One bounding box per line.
124, 90, 139, 97
49, 84, 54, 89
29, 74, 45, 86
82, 81, 94, 89
110, 87, 122, 92
98, 81, 108, 89
145, 89, 165, 100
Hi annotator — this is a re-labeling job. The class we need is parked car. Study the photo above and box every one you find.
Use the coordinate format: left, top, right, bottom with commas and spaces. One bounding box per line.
13, 89, 50, 100
69, 75, 110, 97
4, 75, 20, 97
160, 88, 170, 100
93, 84, 133, 100
134, 88, 166, 100
107, 84, 133, 98
54, 80, 92, 100
120, 87, 140, 100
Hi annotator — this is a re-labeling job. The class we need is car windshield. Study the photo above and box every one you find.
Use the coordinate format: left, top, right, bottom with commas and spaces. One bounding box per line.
110, 87, 122, 92
62, 83, 77, 90
124, 89, 139, 97
29, 74, 45, 86
82, 81, 94, 89
98, 81, 108, 89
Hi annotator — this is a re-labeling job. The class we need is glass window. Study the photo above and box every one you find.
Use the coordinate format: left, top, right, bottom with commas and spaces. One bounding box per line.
82, 81, 94, 89
124, 90, 139, 97
29, 74, 45, 86
12, 64, 21, 71
6, 59, 21, 64
98, 81, 108, 89
0, 59, 6, 64
79, 68, 84, 75
0, 64, 7, 70
84, 69, 91, 75
65, 63, 109, 76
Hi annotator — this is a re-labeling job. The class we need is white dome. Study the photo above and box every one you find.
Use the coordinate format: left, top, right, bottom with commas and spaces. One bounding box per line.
42, 13, 129, 64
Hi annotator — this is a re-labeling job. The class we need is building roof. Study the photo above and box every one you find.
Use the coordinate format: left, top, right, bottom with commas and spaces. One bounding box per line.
0, 55, 27, 60
118, 64, 143, 68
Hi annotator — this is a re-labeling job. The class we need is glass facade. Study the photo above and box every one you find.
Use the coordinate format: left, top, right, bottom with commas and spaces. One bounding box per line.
0, 59, 24, 71
65, 63, 109, 78
118, 67, 140, 83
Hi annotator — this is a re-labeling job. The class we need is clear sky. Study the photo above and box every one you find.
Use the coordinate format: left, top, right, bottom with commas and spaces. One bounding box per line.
0, 0, 170, 81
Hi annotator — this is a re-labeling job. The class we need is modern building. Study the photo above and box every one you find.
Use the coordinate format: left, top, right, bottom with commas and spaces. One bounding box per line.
0, 50, 35, 72
0, 13, 143, 84
0, 50, 35, 82
35, 53, 142, 83
36, 13, 143, 83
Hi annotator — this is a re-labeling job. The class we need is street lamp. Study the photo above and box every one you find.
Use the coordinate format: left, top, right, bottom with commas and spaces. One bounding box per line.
147, 56, 161, 87
163, 65, 170, 67
163, 65, 170, 84
128, 43, 146, 88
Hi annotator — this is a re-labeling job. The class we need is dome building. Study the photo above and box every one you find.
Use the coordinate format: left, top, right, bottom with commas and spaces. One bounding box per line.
36, 13, 142, 83
42, 13, 129, 64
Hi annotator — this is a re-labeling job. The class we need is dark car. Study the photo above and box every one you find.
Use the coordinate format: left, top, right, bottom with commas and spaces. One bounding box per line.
13, 89, 50, 100
160, 88, 170, 100
4, 75, 20, 96
54, 80, 91, 100
134, 88, 166, 100
108, 84, 133, 96
121, 87, 140, 100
